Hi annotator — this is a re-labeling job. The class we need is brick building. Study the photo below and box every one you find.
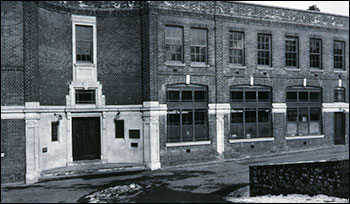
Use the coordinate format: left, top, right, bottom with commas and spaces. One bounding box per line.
1, 1, 349, 184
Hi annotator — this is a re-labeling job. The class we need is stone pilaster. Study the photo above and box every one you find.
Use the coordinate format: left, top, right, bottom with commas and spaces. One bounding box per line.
142, 101, 166, 170
272, 103, 287, 150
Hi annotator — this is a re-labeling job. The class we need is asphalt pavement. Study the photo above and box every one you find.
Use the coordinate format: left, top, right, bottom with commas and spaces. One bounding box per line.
1, 145, 349, 203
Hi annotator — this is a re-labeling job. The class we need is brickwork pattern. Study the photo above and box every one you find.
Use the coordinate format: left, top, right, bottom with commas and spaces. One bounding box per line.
97, 16, 143, 105
1, 71, 25, 106
1, 120, 26, 183
250, 160, 350, 198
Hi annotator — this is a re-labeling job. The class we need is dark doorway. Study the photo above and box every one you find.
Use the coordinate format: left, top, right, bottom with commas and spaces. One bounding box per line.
72, 117, 101, 160
334, 113, 345, 145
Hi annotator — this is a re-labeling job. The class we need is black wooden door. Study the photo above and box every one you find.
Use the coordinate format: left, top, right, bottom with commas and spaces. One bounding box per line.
72, 117, 101, 160
334, 113, 345, 145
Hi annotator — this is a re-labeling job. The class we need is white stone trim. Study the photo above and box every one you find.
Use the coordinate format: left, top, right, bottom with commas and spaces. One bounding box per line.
208, 103, 231, 114
272, 103, 287, 113
285, 135, 324, 140
229, 137, 274, 143
165, 141, 211, 147
66, 81, 105, 108
322, 103, 349, 112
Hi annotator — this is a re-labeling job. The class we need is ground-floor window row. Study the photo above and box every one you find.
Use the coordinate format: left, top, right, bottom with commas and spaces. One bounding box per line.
165, 84, 342, 143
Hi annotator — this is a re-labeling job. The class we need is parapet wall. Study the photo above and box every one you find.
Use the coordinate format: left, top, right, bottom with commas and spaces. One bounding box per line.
249, 159, 349, 198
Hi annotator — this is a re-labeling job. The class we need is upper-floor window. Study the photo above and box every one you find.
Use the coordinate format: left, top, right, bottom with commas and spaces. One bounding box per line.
229, 31, 244, 66
165, 26, 183, 63
310, 38, 322, 69
334, 87, 346, 102
76, 25, 93, 63
334, 41, 345, 70
257, 34, 272, 66
191, 28, 207, 64
285, 36, 299, 68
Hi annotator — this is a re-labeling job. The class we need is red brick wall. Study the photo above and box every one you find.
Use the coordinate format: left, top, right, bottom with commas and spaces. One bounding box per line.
1, 120, 26, 183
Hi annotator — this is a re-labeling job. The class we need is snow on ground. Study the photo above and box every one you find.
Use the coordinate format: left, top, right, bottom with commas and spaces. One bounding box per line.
226, 186, 349, 203
86, 183, 142, 203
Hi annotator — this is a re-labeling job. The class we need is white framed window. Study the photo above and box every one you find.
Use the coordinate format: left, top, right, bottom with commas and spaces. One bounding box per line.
72, 15, 97, 81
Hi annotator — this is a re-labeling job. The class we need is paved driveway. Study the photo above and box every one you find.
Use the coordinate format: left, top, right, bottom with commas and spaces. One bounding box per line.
1, 146, 349, 203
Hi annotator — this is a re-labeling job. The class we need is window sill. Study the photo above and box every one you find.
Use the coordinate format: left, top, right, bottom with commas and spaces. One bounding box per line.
74, 63, 95, 68
165, 61, 186, 67
285, 135, 324, 140
190, 63, 210, 68
257, 65, 273, 70
229, 137, 274, 143
309, 69, 324, 72
229, 64, 246, 69
165, 140, 211, 147
284, 67, 300, 71
334, 70, 347, 74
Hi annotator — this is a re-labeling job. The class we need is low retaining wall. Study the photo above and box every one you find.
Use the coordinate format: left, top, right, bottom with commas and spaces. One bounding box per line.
249, 159, 349, 198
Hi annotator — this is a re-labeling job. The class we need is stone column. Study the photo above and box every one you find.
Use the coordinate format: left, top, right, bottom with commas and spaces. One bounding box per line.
208, 103, 231, 156
142, 102, 166, 170
24, 102, 41, 184
272, 103, 287, 150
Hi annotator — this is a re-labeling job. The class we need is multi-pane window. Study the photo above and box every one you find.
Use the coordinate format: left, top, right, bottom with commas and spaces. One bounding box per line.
230, 85, 272, 139
191, 28, 207, 63
334, 41, 345, 70
285, 36, 299, 67
167, 85, 208, 142
257, 34, 272, 66
286, 86, 322, 136
165, 26, 183, 62
334, 87, 346, 102
51, 121, 59, 142
229, 32, 244, 65
310, 38, 322, 69
76, 25, 93, 63
75, 89, 96, 104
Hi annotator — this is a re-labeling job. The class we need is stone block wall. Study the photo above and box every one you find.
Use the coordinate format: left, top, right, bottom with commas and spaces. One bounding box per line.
250, 159, 350, 198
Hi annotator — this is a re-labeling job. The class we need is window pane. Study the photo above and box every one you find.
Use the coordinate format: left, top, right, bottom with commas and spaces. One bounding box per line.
258, 109, 269, 122
51, 122, 59, 141
194, 91, 206, 102
310, 108, 321, 135
299, 108, 309, 135
182, 110, 193, 141
231, 109, 244, 138
115, 120, 124, 138
231, 91, 243, 102
167, 110, 181, 142
258, 109, 270, 137
245, 109, 256, 123
181, 91, 192, 102
310, 92, 321, 102
168, 110, 180, 126
231, 109, 243, 123
245, 108, 257, 138
287, 109, 298, 136
287, 91, 297, 102
194, 110, 207, 140
299, 92, 308, 102
168, 91, 180, 102
76, 25, 93, 63
258, 91, 270, 102
245, 91, 256, 102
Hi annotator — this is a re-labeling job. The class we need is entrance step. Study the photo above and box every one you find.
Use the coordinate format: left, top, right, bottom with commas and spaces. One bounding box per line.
39, 163, 146, 182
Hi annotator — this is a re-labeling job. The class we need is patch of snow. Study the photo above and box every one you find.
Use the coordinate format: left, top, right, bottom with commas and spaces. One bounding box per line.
226, 186, 349, 203
86, 183, 142, 203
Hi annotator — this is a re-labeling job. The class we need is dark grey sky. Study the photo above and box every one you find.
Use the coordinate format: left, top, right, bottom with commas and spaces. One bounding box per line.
240, 1, 349, 16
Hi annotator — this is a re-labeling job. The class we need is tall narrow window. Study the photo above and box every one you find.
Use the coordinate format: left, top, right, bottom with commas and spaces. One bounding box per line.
76, 25, 93, 63
286, 86, 322, 136
285, 36, 298, 67
257, 34, 272, 66
229, 32, 244, 65
115, 120, 124, 138
51, 121, 59, 142
167, 85, 208, 142
310, 38, 322, 69
230, 85, 272, 139
165, 26, 183, 63
191, 28, 207, 63
334, 41, 345, 70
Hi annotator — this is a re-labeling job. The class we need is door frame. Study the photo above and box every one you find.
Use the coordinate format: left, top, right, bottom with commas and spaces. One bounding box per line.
67, 112, 103, 164
334, 112, 346, 145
